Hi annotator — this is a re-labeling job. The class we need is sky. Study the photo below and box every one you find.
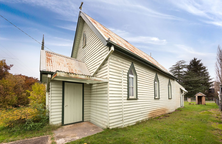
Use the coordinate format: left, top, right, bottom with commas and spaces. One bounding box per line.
0, 0, 221, 80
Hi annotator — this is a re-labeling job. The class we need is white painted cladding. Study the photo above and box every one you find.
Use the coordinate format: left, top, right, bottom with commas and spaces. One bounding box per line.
74, 21, 109, 128
49, 81, 91, 125
76, 22, 109, 76
49, 21, 109, 128
49, 81, 62, 125
108, 52, 183, 128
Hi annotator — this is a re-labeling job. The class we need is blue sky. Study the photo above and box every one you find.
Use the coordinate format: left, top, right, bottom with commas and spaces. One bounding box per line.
0, 0, 221, 80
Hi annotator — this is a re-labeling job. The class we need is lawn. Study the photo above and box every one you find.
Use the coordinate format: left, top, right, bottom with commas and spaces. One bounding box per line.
0, 102, 221, 144
71, 102, 222, 144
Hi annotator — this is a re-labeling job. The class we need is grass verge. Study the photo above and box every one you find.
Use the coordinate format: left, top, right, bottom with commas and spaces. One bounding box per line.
0, 124, 59, 143
70, 102, 222, 144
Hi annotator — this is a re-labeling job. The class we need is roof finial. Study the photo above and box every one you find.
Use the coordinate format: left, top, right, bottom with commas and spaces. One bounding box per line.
79, 2, 83, 10
41, 34, 44, 50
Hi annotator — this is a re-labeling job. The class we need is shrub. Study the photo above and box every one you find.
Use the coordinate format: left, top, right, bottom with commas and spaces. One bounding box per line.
0, 107, 38, 127
28, 83, 46, 109
0, 82, 48, 130
0, 74, 18, 108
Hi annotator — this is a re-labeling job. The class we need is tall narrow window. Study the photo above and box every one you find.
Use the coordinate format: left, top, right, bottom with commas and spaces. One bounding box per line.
154, 74, 160, 99
127, 63, 137, 100
82, 32, 86, 48
168, 79, 172, 99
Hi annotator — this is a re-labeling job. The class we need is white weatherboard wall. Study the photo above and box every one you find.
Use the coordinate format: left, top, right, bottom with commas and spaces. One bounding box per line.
72, 21, 109, 128
90, 83, 108, 128
108, 51, 183, 128
49, 81, 62, 125
75, 22, 109, 76
49, 81, 91, 125
84, 84, 91, 121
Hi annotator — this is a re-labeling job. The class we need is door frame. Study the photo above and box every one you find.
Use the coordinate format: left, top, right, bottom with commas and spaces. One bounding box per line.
62, 81, 84, 125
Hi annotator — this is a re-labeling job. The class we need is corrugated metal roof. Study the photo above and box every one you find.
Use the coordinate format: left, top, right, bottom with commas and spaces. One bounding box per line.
83, 12, 169, 73
40, 50, 90, 76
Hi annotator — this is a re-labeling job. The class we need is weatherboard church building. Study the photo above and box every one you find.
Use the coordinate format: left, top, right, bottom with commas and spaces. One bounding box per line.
39, 10, 187, 129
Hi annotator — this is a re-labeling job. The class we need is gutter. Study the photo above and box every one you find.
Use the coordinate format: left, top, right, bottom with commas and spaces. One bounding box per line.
92, 45, 114, 76
106, 40, 177, 80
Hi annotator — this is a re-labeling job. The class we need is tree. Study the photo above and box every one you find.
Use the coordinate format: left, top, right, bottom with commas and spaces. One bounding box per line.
169, 60, 187, 84
0, 60, 39, 108
0, 59, 13, 80
184, 58, 212, 97
216, 45, 222, 84
0, 74, 17, 108
17, 74, 39, 91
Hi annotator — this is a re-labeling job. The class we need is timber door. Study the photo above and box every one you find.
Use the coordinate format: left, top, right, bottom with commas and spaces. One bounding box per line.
63, 82, 83, 125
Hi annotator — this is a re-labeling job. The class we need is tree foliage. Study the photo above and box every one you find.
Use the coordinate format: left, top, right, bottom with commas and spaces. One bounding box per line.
28, 83, 46, 108
0, 60, 39, 108
170, 58, 212, 98
0, 59, 13, 80
185, 58, 212, 97
169, 60, 187, 84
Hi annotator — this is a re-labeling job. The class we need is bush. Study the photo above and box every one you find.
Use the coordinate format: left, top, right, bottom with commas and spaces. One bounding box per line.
0, 107, 38, 127
28, 83, 46, 109
0, 83, 48, 130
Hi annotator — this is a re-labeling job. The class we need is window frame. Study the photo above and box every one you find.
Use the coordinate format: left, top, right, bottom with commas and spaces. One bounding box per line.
168, 79, 172, 99
127, 62, 138, 100
154, 73, 160, 99
82, 32, 86, 48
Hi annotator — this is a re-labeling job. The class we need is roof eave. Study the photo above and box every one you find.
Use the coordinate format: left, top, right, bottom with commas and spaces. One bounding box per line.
107, 40, 177, 80
71, 11, 82, 58
80, 12, 107, 45
52, 71, 108, 84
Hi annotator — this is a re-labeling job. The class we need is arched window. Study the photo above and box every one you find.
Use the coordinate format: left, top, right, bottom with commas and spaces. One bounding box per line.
127, 62, 137, 100
168, 79, 172, 99
82, 32, 86, 48
154, 73, 160, 99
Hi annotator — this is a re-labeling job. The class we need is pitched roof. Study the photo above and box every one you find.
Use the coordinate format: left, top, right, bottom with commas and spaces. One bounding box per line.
40, 50, 90, 76
83, 12, 169, 74
195, 92, 206, 96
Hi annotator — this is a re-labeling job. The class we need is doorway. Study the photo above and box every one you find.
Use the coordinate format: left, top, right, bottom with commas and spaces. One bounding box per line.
63, 82, 83, 125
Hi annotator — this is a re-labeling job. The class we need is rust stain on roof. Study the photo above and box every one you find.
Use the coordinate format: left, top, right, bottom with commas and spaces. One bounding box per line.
84, 13, 169, 73
41, 51, 90, 76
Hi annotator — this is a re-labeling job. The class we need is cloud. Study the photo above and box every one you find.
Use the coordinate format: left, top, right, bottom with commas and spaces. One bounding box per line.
56, 25, 76, 31
109, 28, 167, 45
88, 0, 182, 21
46, 37, 73, 47
204, 21, 222, 27
0, 36, 9, 40
169, 0, 222, 27
126, 36, 167, 45
175, 44, 215, 56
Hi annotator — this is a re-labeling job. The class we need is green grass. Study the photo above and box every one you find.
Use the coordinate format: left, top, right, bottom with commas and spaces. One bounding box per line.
70, 102, 222, 144
0, 124, 59, 143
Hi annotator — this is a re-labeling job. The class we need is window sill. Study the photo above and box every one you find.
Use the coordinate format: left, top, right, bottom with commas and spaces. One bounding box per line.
127, 98, 138, 100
